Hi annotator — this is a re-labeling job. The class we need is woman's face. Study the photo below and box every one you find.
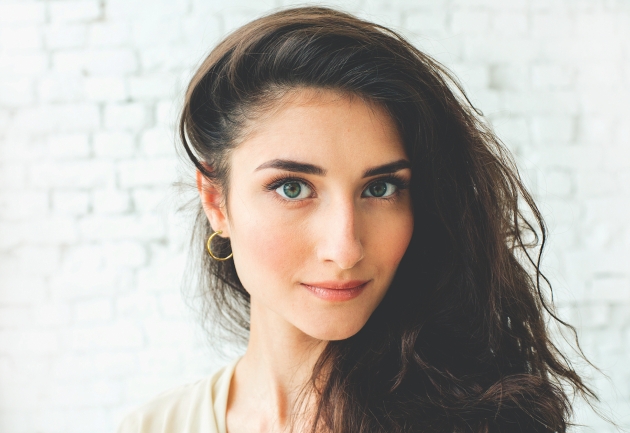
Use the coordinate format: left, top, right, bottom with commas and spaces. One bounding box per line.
200, 88, 414, 341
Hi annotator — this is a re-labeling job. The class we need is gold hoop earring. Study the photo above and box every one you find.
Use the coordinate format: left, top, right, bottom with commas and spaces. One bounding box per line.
206, 230, 233, 261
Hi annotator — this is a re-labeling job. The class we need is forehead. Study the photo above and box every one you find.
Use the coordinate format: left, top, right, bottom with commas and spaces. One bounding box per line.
230, 88, 406, 172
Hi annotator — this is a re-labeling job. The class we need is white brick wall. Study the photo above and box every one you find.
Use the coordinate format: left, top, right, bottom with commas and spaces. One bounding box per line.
0, 1, 628, 432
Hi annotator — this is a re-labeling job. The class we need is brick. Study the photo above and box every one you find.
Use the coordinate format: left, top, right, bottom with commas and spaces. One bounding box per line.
589, 277, 630, 302
78, 214, 166, 242
531, 12, 575, 39
489, 64, 529, 91
502, 90, 580, 115
53, 49, 138, 75
84, 75, 128, 102
118, 158, 178, 187
33, 302, 72, 327
47, 133, 91, 158
155, 99, 179, 127
30, 160, 116, 189
74, 298, 114, 323
0, 134, 45, 163
574, 170, 617, 197
158, 293, 186, 318
463, 37, 538, 63
0, 53, 47, 76
49, 0, 102, 23
181, 14, 222, 47
576, 116, 615, 145
541, 169, 574, 197
131, 18, 182, 47
51, 190, 91, 216
44, 24, 88, 49
531, 115, 576, 145
48, 379, 122, 408
106, 0, 189, 19
92, 189, 131, 214
52, 351, 138, 379
50, 268, 133, 301
490, 115, 529, 148
93, 131, 136, 158
116, 292, 160, 319
0, 275, 47, 305
403, 10, 449, 39
67, 321, 144, 351
12, 104, 100, 133
128, 73, 178, 99
12, 216, 80, 245
139, 45, 199, 73
0, 3, 46, 24
0, 307, 31, 328
104, 103, 148, 131
535, 146, 604, 170
140, 127, 176, 156
132, 188, 169, 213
0, 191, 49, 221
576, 62, 622, 90
137, 258, 185, 293
575, 12, 616, 42
38, 74, 85, 103
451, 10, 490, 35
490, 12, 529, 36
143, 318, 195, 347
0, 77, 34, 107
60, 241, 146, 272
0, 25, 42, 51
531, 64, 575, 90
88, 22, 131, 47
137, 348, 182, 375
0, 329, 59, 353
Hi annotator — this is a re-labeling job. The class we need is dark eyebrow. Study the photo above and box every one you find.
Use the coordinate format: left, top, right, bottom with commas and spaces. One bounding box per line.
254, 158, 411, 178
362, 159, 411, 178
254, 159, 327, 175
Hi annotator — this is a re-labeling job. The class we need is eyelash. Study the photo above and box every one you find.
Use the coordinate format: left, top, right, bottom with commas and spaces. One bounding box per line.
264, 174, 410, 204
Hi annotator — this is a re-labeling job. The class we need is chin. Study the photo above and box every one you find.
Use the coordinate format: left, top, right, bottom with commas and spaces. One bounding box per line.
302, 319, 367, 341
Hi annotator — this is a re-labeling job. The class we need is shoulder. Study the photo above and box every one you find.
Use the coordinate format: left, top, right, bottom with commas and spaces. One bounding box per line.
116, 360, 238, 433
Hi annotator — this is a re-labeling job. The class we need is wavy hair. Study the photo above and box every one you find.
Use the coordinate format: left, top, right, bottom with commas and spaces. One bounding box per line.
179, 6, 596, 432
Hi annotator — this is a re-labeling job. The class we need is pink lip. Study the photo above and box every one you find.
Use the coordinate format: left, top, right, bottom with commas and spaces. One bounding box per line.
301, 280, 370, 301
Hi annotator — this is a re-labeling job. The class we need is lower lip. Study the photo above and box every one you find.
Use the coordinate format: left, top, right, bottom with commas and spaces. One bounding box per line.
301, 282, 369, 301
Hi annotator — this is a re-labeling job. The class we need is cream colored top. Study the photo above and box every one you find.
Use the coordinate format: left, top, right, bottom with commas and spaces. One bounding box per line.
116, 357, 240, 433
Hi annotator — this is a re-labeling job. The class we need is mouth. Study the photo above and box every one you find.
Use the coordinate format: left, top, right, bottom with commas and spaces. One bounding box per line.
300, 280, 370, 301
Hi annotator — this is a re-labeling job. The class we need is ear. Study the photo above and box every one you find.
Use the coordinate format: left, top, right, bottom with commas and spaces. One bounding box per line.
196, 169, 231, 238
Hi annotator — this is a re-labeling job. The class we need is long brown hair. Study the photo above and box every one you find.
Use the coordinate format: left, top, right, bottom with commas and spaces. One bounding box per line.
179, 6, 596, 432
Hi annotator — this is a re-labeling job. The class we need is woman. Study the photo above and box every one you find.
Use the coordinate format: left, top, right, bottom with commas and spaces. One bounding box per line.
118, 6, 596, 433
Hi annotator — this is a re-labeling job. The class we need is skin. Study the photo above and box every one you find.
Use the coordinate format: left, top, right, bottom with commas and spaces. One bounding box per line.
197, 88, 414, 432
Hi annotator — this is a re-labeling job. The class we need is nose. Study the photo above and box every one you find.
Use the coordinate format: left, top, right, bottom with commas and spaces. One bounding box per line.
316, 196, 365, 269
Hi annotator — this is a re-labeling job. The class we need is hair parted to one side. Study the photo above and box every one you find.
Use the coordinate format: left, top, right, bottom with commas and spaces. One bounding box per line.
179, 6, 598, 433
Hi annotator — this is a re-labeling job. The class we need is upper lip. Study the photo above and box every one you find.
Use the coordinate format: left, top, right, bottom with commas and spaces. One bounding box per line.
301, 280, 370, 290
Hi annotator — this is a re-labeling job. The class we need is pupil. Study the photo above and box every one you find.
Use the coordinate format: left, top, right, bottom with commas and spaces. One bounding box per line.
370, 182, 387, 197
284, 182, 301, 198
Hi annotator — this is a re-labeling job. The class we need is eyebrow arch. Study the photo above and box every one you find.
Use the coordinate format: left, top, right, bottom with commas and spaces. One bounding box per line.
255, 159, 326, 176
362, 159, 411, 178
254, 158, 411, 178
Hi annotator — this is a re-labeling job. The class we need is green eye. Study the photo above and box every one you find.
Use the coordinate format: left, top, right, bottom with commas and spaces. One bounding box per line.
364, 181, 396, 198
276, 181, 311, 199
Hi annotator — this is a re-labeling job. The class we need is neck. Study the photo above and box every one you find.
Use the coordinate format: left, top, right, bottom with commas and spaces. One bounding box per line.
228, 300, 327, 431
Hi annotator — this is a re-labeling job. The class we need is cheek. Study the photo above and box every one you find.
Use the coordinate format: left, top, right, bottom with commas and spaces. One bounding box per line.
373, 210, 413, 271
230, 209, 311, 290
